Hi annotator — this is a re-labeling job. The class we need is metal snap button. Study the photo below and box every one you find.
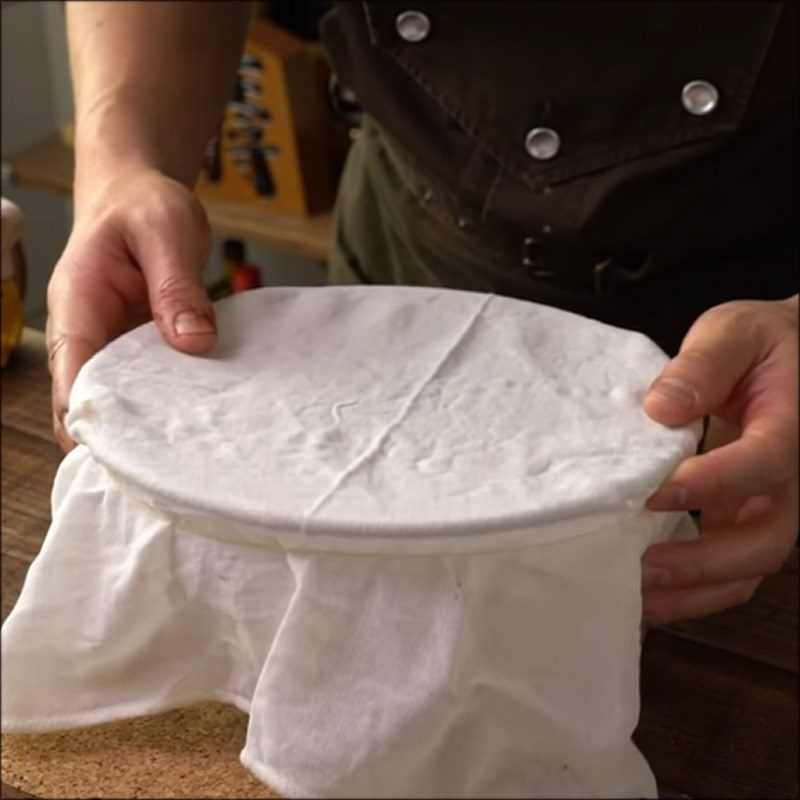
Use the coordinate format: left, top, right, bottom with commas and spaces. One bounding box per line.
395, 10, 431, 43
681, 80, 719, 115
525, 128, 560, 161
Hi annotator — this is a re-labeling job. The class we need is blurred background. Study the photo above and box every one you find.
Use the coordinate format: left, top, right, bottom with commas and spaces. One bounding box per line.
2, 1, 342, 334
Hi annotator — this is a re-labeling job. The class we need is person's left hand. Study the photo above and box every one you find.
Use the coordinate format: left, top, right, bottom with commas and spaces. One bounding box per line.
641, 295, 798, 625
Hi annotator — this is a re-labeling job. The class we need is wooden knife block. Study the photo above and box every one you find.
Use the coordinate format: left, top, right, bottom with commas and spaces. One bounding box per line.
196, 18, 341, 216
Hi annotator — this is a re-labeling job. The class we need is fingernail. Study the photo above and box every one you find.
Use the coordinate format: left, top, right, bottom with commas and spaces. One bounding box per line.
647, 378, 697, 409
646, 482, 690, 510
174, 312, 214, 336
642, 564, 671, 588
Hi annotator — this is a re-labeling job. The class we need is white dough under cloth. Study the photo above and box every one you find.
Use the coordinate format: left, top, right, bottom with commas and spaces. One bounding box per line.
1, 286, 700, 798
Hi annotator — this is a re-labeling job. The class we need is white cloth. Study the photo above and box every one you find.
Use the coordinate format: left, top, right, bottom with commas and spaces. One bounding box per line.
1, 286, 700, 798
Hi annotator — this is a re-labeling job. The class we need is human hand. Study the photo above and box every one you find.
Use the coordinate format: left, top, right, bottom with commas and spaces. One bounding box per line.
641, 295, 798, 625
46, 167, 216, 452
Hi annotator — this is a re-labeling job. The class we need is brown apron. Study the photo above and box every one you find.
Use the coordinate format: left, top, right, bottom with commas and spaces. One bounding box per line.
322, 1, 798, 354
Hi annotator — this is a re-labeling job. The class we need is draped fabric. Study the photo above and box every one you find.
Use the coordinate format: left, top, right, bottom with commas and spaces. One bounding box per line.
2, 287, 699, 797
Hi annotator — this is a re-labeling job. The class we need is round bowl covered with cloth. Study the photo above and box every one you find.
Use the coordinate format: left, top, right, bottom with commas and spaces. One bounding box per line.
1, 286, 699, 798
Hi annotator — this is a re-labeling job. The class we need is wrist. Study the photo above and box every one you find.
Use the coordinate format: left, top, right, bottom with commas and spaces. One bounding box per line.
74, 92, 206, 196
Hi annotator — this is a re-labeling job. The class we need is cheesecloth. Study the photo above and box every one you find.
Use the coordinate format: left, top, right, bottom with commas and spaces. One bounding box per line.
1, 286, 700, 798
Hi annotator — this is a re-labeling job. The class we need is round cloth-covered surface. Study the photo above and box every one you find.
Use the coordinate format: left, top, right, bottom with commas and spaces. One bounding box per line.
66, 286, 696, 546
2, 287, 701, 798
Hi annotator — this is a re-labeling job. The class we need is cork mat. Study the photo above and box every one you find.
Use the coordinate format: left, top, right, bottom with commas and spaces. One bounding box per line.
1, 702, 281, 799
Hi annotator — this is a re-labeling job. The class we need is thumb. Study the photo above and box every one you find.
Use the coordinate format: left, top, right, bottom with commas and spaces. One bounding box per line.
643, 307, 763, 427
130, 201, 216, 354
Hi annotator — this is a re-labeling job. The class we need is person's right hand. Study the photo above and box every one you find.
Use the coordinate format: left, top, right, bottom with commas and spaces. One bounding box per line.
47, 167, 216, 452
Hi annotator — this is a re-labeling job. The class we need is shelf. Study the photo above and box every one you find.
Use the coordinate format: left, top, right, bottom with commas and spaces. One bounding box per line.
8, 135, 333, 262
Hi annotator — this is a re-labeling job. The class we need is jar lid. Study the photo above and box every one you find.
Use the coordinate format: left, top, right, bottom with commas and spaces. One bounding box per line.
67, 286, 698, 545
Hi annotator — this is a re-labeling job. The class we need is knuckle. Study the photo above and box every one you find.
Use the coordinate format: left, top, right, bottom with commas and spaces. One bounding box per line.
129, 191, 188, 233
689, 304, 760, 356
127, 198, 209, 267
669, 347, 719, 389
678, 558, 714, 587
698, 302, 758, 335
128, 198, 168, 231
153, 277, 206, 321
156, 272, 200, 304
700, 299, 798, 356
46, 331, 68, 372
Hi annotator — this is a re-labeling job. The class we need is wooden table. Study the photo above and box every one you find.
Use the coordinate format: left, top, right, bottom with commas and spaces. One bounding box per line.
1, 330, 798, 799
8, 136, 333, 261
